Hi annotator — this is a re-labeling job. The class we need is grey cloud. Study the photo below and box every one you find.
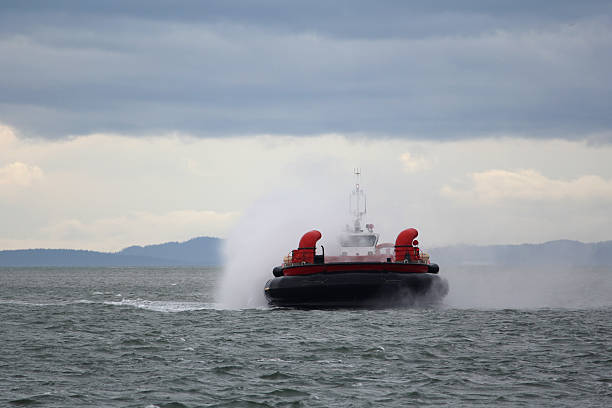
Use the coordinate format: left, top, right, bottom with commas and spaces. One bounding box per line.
0, 1, 611, 138
3, 1, 610, 38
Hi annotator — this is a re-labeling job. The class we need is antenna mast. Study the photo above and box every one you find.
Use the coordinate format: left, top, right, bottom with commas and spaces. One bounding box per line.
349, 168, 366, 232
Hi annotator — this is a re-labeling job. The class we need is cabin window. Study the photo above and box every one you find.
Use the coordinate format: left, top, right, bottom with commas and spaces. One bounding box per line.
340, 235, 377, 247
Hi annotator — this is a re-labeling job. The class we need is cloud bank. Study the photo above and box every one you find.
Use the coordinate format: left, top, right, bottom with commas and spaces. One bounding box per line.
1, 3, 611, 250
1, 122, 611, 250
0, 162, 43, 187
0, 1, 611, 138
442, 169, 612, 202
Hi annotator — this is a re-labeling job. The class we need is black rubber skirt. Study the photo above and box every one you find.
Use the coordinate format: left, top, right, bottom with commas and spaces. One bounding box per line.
264, 272, 449, 308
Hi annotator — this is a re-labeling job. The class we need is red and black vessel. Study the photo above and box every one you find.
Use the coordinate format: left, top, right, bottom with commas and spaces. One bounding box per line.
264, 228, 447, 308
264, 171, 448, 308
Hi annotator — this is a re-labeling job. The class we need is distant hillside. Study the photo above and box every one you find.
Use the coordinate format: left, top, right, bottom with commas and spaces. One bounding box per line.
428, 240, 612, 267
118, 236, 222, 266
0, 236, 223, 267
0, 249, 179, 267
1, 237, 611, 267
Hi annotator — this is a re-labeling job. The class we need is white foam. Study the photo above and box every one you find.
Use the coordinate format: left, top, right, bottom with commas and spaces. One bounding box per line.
0, 298, 221, 312
103, 299, 220, 312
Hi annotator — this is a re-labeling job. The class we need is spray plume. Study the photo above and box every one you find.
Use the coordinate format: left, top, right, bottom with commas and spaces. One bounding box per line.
216, 173, 612, 310
217, 189, 347, 309
443, 266, 612, 309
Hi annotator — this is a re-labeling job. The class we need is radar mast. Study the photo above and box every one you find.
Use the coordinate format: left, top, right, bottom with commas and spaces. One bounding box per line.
349, 168, 367, 232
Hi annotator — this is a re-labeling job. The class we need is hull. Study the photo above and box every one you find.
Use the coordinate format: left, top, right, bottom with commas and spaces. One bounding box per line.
264, 263, 448, 308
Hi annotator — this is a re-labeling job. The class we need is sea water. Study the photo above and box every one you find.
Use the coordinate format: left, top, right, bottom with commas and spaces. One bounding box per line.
1, 267, 611, 407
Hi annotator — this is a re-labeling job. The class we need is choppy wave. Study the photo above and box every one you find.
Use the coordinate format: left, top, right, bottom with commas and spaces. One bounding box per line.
0, 299, 95, 307
1, 267, 611, 407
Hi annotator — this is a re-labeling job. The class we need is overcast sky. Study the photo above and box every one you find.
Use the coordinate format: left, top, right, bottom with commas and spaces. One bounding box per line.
1, 1, 611, 251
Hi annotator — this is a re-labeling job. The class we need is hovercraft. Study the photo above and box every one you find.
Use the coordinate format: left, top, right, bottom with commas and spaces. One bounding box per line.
264, 172, 448, 308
